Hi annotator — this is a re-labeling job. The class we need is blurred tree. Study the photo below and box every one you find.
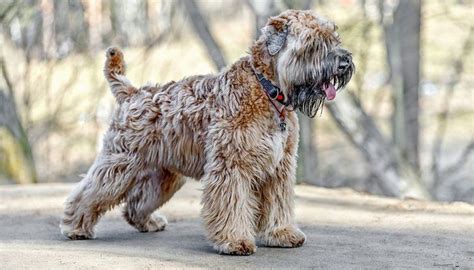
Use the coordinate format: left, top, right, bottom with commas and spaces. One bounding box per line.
326, 93, 429, 198
82, 0, 103, 52
246, 0, 278, 39
0, 58, 37, 184
381, 0, 422, 171
431, 26, 474, 200
54, 0, 88, 56
183, 0, 227, 70
40, 0, 56, 58
0, 0, 470, 201
325, 0, 429, 199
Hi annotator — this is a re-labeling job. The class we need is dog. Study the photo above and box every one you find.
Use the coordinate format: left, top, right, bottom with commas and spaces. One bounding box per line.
60, 9, 354, 255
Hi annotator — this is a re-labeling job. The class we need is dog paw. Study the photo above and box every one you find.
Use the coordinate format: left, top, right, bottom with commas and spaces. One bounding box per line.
140, 213, 168, 232
214, 239, 257, 256
60, 224, 94, 240
260, 225, 306, 248
127, 213, 168, 233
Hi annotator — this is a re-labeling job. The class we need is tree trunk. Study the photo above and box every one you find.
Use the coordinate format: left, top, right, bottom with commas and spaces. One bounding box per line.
53, 0, 88, 53
81, 0, 103, 52
40, 0, 56, 58
0, 61, 37, 184
0, 39, 37, 184
297, 114, 318, 184
247, 0, 278, 39
183, 0, 227, 70
383, 0, 421, 171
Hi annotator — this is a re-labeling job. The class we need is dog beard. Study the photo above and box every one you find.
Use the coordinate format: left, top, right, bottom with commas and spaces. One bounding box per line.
290, 84, 326, 118
290, 68, 353, 118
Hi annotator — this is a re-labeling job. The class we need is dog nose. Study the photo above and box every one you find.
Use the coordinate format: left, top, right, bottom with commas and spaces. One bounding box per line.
338, 60, 350, 72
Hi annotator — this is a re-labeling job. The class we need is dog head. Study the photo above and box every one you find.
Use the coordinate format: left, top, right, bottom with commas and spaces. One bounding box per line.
252, 10, 354, 117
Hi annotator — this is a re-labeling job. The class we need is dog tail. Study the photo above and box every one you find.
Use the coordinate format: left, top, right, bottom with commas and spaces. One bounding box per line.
104, 47, 138, 104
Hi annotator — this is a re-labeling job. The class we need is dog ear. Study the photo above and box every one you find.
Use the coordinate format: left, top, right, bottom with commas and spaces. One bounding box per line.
263, 20, 288, 56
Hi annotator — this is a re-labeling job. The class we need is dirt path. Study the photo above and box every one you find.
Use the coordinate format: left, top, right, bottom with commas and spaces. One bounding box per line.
1, 181, 473, 269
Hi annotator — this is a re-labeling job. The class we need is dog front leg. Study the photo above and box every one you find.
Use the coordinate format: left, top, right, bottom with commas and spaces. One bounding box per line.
201, 167, 258, 255
258, 139, 306, 248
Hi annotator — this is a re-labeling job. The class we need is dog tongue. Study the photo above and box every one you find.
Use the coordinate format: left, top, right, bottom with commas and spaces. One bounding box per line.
323, 83, 336, 100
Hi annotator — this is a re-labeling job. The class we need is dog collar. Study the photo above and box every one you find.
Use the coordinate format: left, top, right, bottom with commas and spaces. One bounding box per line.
254, 72, 287, 132
254, 73, 286, 105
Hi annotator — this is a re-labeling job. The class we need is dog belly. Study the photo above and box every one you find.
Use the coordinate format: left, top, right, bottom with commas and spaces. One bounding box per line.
158, 130, 206, 179
165, 152, 206, 179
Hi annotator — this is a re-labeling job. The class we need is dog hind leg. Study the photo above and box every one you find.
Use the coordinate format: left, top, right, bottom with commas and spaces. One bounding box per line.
60, 151, 143, 240
123, 169, 185, 232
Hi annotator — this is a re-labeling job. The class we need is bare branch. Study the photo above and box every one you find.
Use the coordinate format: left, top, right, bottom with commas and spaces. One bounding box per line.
442, 140, 474, 177
431, 25, 474, 188
326, 91, 431, 199
182, 0, 227, 70
0, 1, 17, 22
0, 57, 14, 98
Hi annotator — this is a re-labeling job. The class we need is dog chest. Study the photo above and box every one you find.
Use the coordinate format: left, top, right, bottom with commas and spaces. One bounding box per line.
268, 131, 286, 171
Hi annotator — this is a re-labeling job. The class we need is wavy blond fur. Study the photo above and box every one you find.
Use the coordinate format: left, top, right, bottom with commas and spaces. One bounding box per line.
60, 10, 353, 255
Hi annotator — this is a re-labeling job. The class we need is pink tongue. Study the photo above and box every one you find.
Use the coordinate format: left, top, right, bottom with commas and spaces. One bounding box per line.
323, 83, 336, 101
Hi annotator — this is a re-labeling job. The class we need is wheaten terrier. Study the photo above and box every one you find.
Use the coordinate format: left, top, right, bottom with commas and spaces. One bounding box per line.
61, 9, 354, 255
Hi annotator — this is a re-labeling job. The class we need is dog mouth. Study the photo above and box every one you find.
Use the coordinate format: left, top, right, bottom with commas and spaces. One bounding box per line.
291, 72, 352, 118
